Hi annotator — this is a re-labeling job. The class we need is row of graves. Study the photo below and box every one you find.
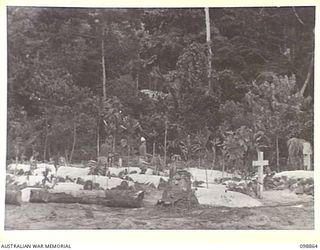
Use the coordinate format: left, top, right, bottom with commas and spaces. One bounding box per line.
222, 151, 314, 199
6, 150, 314, 209
6, 161, 162, 207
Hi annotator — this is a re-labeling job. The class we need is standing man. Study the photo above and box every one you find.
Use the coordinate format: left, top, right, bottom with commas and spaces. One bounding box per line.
139, 137, 148, 173
99, 135, 113, 175
119, 137, 129, 167
30, 151, 39, 171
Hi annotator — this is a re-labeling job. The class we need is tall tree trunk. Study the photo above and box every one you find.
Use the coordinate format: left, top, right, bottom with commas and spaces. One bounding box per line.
97, 119, 100, 160
43, 120, 49, 161
70, 121, 77, 163
276, 136, 280, 172
204, 7, 213, 94
48, 143, 51, 160
101, 26, 107, 101
112, 135, 116, 167
222, 155, 225, 178
211, 146, 216, 170
152, 142, 155, 158
36, 50, 40, 68
136, 72, 139, 96
65, 148, 69, 165
203, 158, 209, 189
127, 144, 130, 172
164, 118, 168, 167
152, 142, 156, 171
300, 55, 313, 96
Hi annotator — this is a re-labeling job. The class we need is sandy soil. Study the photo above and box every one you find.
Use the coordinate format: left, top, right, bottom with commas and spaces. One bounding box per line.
5, 190, 314, 230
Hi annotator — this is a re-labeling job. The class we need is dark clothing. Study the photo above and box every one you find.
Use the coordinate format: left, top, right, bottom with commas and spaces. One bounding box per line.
119, 145, 129, 167
139, 143, 147, 157
119, 145, 129, 157
99, 142, 113, 173
100, 142, 113, 157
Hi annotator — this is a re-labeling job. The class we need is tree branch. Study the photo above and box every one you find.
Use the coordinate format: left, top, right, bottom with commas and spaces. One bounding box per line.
292, 7, 305, 25
300, 55, 313, 96
259, 8, 264, 15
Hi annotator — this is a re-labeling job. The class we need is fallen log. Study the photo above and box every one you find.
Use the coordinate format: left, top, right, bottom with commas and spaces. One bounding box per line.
102, 190, 144, 208
5, 189, 21, 205
29, 189, 49, 203
29, 189, 144, 208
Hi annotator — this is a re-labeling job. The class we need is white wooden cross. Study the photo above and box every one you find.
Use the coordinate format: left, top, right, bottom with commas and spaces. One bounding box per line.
252, 151, 268, 199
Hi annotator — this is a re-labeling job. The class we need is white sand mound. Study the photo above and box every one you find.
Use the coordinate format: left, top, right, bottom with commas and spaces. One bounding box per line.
128, 174, 168, 188
81, 175, 134, 190
188, 168, 236, 184
56, 166, 90, 179
34, 163, 56, 176
13, 175, 44, 186
53, 182, 83, 191
7, 163, 31, 173
274, 170, 313, 179
196, 184, 262, 207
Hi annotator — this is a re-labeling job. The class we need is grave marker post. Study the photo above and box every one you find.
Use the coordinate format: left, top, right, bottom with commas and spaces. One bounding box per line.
252, 151, 269, 199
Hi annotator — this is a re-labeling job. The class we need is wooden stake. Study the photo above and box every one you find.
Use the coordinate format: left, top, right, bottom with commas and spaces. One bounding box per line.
276, 136, 280, 172
112, 135, 115, 168
43, 120, 48, 161
253, 151, 268, 199
164, 119, 168, 168
222, 154, 225, 178
153, 142, 156, 172
70, 121, 77, 163
205, 162, 209, 189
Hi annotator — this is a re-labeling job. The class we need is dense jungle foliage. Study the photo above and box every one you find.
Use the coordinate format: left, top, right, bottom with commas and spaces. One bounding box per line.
7, 7, 314, 172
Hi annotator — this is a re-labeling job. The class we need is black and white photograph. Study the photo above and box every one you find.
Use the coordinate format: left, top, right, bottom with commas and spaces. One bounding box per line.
4, 5, 315, 230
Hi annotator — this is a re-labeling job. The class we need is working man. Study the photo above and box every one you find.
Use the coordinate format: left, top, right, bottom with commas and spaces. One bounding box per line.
99, 135, 113, 175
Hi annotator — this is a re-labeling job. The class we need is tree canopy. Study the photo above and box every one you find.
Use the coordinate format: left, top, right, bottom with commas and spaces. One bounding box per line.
7, 7, 314, 170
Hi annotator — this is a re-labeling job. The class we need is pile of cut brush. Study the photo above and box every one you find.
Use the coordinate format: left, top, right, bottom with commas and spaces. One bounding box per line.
222, 178, 258, 198
263, 171, 314, 196
218, 170, 314, 198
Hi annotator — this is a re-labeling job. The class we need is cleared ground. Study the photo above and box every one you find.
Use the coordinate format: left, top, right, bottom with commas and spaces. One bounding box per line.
5, 199, 314, 230
5, 179, 314, 230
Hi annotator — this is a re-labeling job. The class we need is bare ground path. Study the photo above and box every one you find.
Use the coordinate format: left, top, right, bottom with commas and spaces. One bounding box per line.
5, 200, 314, 230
